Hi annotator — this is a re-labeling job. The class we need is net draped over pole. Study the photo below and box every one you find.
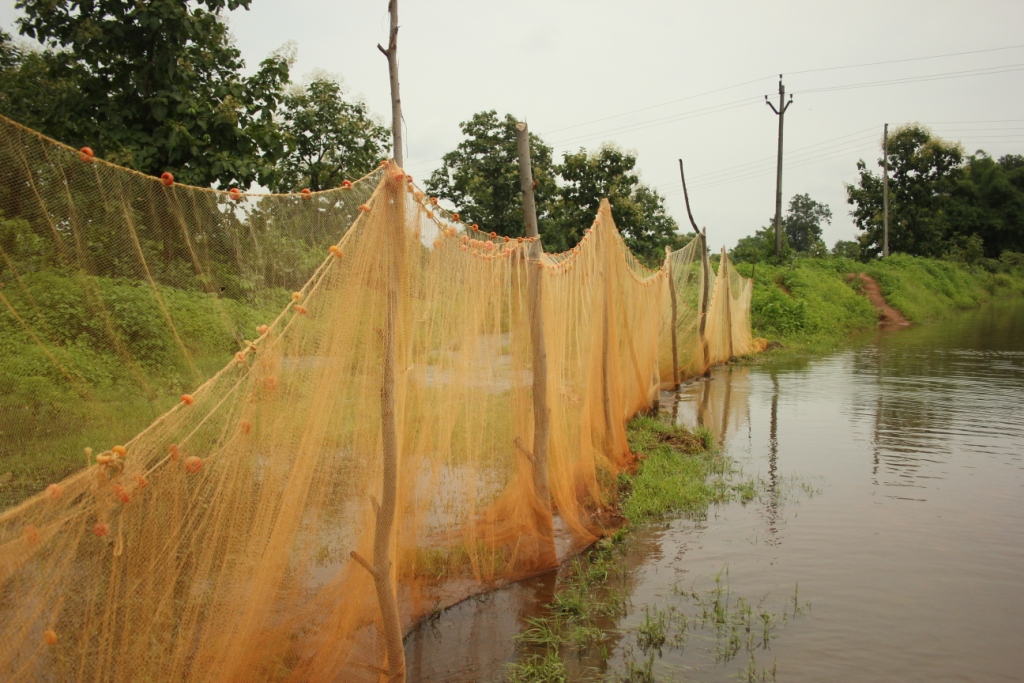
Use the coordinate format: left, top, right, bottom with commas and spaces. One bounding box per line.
0, 115, 756, 682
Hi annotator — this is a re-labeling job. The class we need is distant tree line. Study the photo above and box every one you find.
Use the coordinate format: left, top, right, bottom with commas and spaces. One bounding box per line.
731, 124, 1024, 267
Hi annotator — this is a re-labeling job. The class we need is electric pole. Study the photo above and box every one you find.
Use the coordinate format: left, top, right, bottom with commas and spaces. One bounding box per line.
883, 123, 890, 258
765, 75, 793, 259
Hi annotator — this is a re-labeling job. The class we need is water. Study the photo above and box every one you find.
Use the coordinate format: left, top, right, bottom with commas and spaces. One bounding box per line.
406, 298, 1024, 682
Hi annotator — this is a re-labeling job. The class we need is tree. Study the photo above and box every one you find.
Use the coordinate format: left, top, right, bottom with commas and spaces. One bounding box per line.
947, 152, 1024, 258
267, 78, 390, 193
731, 192, 830, 264
426, 111, 557, 238
0, 31, 82, 132
731, 226, 791, 264
551, 145, 684, 263
784, 193, 831, 252
12, 0, 291, 189
831, 240, 862, 261
846, 124, 964, 259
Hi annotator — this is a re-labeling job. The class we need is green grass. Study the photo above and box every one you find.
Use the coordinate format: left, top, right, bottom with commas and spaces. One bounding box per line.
0, 267, 285, 508
731, 254, 1024, 352
505, 414, 760, 682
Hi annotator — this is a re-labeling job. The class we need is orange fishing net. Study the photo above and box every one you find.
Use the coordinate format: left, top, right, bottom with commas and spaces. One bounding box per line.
0, 114, 754, 682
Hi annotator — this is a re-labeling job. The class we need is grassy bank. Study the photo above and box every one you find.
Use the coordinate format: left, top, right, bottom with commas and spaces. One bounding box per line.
0, 268, 285, 507
731, 254, 1024, 351
506, 415, 760, 683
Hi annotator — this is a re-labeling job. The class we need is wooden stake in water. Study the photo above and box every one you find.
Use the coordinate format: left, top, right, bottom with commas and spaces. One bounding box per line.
666, 245, 680, 390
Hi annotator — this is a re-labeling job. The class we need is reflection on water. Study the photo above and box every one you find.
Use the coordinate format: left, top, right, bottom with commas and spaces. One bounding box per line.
405, 298, 1024, 682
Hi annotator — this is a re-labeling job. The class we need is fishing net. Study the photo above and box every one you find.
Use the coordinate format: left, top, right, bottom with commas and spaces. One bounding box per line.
0, 114, 753, 682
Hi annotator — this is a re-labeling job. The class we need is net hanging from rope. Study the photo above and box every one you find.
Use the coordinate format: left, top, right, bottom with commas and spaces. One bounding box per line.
0, 114, 756, 682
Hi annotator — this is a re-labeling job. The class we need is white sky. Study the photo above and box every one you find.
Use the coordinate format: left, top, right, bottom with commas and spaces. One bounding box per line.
2, 1, 1022, 251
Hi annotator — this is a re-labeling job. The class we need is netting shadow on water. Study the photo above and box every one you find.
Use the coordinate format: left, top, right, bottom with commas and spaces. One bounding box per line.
0, 114, 756, 682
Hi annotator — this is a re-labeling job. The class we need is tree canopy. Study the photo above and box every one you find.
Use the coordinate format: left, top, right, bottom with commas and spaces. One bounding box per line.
784, 193, 831, 253
425, 110, 558, 239
2, 2, 386, 194
426, 112, 687, 264
10, 0, 292, 188
551, 145, 685, 261
266, 78, 390, 193
846, 124, 1024, 260
731, 193, 830, 263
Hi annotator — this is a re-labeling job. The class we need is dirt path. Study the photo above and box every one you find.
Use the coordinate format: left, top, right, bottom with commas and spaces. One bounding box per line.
852, 273, 910, 327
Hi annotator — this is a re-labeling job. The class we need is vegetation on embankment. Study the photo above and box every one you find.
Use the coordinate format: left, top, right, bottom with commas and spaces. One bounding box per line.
0, 268, 283, 508
731, 253, 1024, 351
506, 415, 758, 682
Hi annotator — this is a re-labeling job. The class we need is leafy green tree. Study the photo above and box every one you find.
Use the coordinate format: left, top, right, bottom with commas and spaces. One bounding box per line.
831, 240, 862, 261
731, 226, 792, 264
0, 30, 81, 132
551, 145, 684, 263
947, 152, 1024, 258
267, 78, 390, 193
12, 0, 291, 189
784, 193, 831, 252
846, 124, 965, 259
425, 111, 557, 238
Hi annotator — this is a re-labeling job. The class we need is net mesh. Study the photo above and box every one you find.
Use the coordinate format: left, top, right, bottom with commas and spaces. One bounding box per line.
0, 114, 754, 682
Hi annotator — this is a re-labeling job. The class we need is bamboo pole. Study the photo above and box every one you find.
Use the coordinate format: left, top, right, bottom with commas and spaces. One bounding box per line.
515, 121, 556, 568
666, 245, 679, 390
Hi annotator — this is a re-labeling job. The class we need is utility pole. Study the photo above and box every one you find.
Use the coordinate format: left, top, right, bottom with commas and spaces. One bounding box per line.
883, 123, 890, 258
765, 75, 793, 259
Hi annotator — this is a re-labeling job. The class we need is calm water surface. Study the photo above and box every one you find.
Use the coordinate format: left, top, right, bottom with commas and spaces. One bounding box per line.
406, 298, 1024, 682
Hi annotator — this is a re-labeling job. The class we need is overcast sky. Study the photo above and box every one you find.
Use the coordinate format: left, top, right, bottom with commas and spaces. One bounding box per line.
2, 1, 1022, 251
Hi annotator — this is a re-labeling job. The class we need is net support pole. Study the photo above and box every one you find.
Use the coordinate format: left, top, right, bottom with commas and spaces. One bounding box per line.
699, 231, 711, 377
373, 3, 407, 680
515, 121, 556, 567
377, 0, 403, 168
373, 179, 406, 683
722, 247, 735, 359
666, 245, 680, 390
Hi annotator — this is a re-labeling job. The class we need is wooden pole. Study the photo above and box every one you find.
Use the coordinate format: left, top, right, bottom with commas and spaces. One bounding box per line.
765, 76, 793, 259
678, 159, 700, 233
722, 247, 734, 359
370, 176, 406, 683
369, 4, 406, 681
666, 245, 679, 390
377, 0, 403, 168
515, 121, 556, 568
699, 231, 711, 377
882, 123, 889, 258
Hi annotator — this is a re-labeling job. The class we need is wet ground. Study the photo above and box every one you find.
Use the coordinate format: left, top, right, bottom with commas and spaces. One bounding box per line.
406, 298, 1024, 682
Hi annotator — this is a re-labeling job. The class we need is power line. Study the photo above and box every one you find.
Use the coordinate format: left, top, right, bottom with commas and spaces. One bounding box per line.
541, 77, 771, 136
548, 98, 759, 149
787, 43, 1024, 77
801, 63, 1024, 95
540, 44, 1024, 139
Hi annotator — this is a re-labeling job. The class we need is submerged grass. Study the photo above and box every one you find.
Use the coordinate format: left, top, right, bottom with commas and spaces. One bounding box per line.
505, 414, 766, 682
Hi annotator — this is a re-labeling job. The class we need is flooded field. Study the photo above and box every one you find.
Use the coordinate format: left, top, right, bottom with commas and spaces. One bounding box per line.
405, 298, 1024, 682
